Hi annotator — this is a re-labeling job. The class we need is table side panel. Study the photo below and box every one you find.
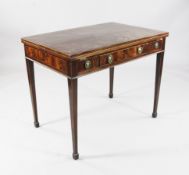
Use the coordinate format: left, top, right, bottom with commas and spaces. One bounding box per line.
24, 45, 70, 76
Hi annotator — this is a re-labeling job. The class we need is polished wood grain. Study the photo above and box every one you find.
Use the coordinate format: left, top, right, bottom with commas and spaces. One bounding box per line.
22, 22, 168, 79
22, 22, 169, 160
77, 38, 165, 77
21, 22, 168, 58
23, 32, 166, 78
24, 45, 68, 74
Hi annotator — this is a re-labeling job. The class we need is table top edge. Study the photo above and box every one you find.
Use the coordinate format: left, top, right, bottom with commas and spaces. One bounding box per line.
21, 32, 168, 61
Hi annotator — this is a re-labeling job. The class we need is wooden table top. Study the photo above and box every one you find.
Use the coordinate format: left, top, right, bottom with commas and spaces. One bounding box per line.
22, 22, 168, 58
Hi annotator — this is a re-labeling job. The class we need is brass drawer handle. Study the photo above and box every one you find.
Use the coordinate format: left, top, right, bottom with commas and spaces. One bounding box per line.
108, 54, 113, 64
85, 60, 92, 69
137, 46, 143, 54
154, 41, 159, 49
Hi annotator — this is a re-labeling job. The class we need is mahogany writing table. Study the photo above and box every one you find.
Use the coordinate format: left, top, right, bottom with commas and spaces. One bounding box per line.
21, 22, 169, 160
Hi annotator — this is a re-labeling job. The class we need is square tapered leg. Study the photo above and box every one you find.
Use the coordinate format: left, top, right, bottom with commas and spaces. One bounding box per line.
68, 78, 79, 160
109, 67, 114, 98
152, 52, 164, 118
26, 59, 40, 127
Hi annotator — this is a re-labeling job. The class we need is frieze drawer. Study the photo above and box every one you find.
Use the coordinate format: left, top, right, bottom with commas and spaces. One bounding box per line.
77, 39, 164, 76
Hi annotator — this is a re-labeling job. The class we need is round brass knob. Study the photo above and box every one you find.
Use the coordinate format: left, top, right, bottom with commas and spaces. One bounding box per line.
108, 54, 113, 64
154, 41, 159, 49
85, 60, 92, 69
137, 46, 143, 54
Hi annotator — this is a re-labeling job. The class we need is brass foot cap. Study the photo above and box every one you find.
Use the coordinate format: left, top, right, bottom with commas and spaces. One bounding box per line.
73, 153, 79, 160
109, 93, 113, 98
152, 113, 157, 118
34, 122, 40, 128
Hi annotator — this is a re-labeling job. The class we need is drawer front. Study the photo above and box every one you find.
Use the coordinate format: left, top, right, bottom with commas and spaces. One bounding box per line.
24, 45, 68, 74
125, 39, 164, 59
78, 39, 164, 76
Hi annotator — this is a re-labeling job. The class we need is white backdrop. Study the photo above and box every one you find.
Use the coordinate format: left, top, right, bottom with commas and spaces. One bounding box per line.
0, 0, 189, 175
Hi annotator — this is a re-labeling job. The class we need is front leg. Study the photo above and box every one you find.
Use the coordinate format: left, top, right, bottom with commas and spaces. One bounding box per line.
26, 59, 40, 128
68, 78, 79, 160
152, 52, 164, 118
